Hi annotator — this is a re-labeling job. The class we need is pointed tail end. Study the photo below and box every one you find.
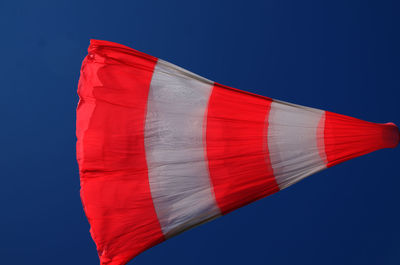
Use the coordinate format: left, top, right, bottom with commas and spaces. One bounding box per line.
323, 112, 399, 167
382, 122, 400, 149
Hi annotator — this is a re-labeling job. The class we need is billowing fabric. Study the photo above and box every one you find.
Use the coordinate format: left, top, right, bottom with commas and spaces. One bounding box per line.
76, 39, 399, 265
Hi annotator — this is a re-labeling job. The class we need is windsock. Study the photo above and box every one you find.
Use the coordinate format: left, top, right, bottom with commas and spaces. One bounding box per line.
76, 39, 399, 265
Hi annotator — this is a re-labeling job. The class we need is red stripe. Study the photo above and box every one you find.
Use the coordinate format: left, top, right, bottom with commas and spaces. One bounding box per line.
77, 40, 164, 265
206, 83, 279, 214
324, 111, 399, 168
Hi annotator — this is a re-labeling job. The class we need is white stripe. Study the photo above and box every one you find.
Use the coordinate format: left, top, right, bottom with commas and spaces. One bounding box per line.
145, 59, 220, 238
268, 101, 326, 189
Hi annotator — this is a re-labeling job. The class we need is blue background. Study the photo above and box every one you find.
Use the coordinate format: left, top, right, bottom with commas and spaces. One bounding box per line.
1, 1, 399, 264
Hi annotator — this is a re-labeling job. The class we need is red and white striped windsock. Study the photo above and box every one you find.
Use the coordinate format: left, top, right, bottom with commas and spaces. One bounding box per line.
76, 40, 399, 265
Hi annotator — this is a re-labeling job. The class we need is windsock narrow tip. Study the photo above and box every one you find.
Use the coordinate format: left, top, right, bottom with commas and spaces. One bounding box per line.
383, 122, 400, 148
323, 113, 399, 167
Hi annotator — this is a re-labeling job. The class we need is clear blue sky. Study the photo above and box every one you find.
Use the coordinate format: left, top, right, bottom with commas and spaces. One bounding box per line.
1, 1, 399, 264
